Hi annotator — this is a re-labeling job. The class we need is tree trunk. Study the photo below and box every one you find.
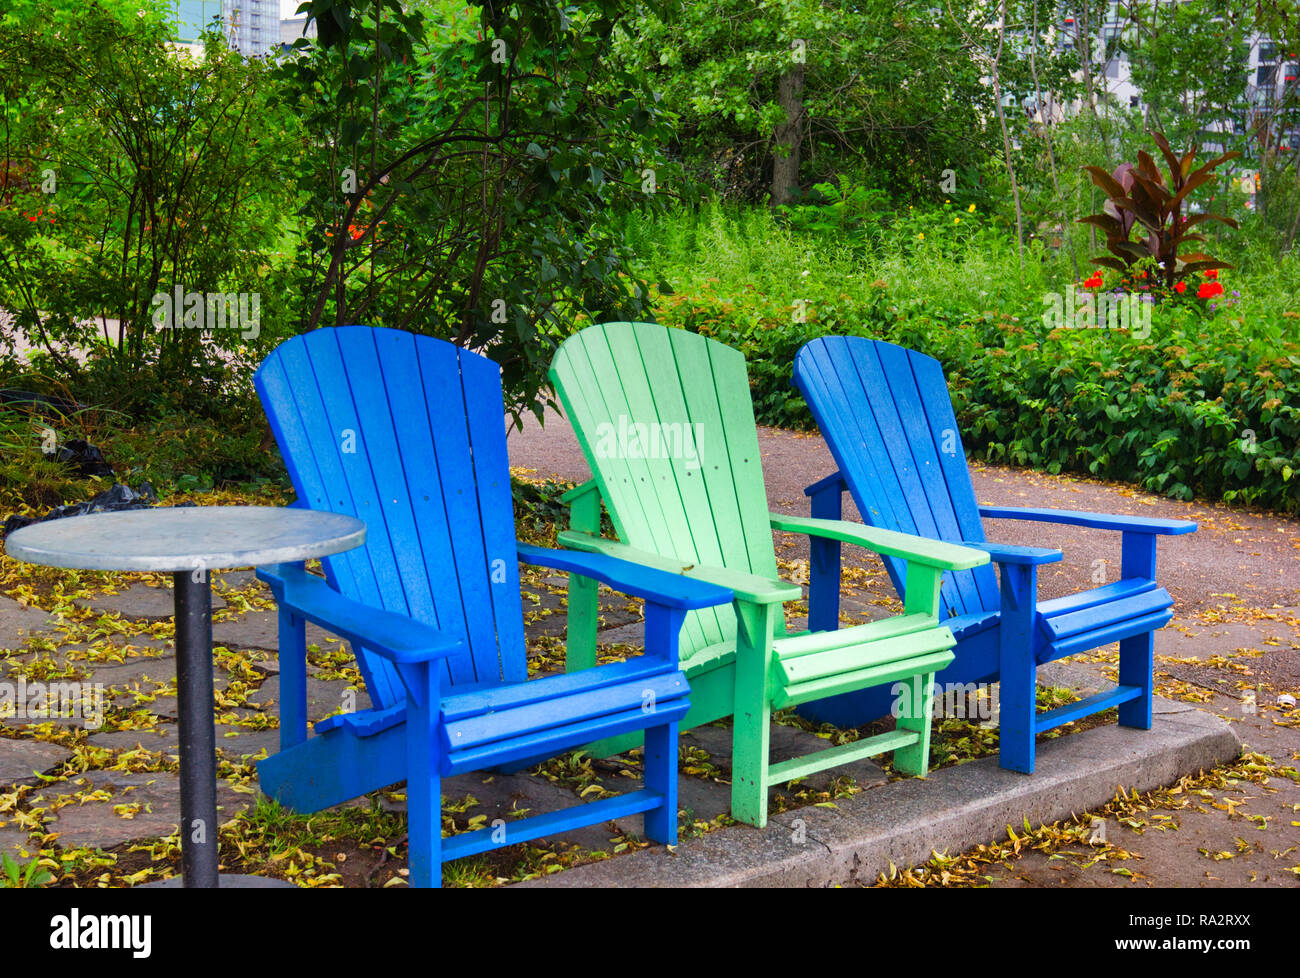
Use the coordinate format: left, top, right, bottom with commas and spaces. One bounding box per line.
770, 65, 805, 207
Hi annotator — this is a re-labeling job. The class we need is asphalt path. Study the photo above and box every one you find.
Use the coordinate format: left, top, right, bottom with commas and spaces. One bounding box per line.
507, 406, 1300, 616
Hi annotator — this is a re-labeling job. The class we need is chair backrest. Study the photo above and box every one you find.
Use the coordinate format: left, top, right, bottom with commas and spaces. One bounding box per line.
793, 336, 1000, 621
550, 322, 778, 661
255, 326, 526, 708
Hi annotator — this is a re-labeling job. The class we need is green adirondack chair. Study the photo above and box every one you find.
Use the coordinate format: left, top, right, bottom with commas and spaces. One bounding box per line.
549, 321, 991, 827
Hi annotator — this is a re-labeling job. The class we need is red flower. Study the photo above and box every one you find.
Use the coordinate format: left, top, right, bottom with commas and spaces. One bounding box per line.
1204, 268, 1218, 280
1174, 281, 1186, 293
1082, 272, 1104, 289
1197, 281, 1223, 299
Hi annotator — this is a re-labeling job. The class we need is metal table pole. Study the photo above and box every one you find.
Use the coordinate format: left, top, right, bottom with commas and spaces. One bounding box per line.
173, 570, 220, 888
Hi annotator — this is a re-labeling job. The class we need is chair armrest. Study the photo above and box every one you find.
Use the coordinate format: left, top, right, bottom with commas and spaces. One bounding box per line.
961, 540, 1063, 566
803, 470, 848, 498
517, 542, 733, 611
556, 530, 800, 606
257, 563, 465, 664
772, 514, 991, 571
979, 506, 1197, 535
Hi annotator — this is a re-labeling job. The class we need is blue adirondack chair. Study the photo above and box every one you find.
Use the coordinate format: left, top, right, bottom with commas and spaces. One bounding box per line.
792, 336, 1197, 773
252, 326, 732, 886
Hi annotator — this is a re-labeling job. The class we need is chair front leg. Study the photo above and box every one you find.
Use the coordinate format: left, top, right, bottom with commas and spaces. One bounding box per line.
730, 600, 779, 828
892, 671, 937, 776
997, 562, 1039, 774
265, 561, 311, 752
404, 661, 443, 888
642, 601, 686, 844
1118, 531, 1158, 729
643, 720, 679, 844
277, 602, 308, 751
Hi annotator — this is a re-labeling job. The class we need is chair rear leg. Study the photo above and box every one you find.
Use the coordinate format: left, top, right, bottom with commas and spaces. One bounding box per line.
996, 564, 1038, 774
892, 672, 936, 776
731, 699, 771, 828
1118, 631, 1154, 729
642, 720, 679, 844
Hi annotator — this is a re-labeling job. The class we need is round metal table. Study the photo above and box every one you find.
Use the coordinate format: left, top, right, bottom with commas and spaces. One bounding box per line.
4, 506, 365, 888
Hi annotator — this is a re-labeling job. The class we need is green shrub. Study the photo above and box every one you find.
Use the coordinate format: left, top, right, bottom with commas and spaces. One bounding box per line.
630, 203, 1300, 512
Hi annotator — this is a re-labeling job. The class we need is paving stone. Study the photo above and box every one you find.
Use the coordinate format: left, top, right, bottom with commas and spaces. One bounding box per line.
611, 723, 890, 837
1038, 660, 1105, 698
837, 595, 896, 625
679, 721, 888, 792
240, 649, 279, 677
3, 642, 172, 687
530, 590, 642, 639
65, 637, 174, 658
74, 582, 225, 619
211, 610, 342, 653
130, 695, 179, 720
93, 656, 178, 690
213, 570, 259, 590
39, 771, 253, 849
0, 738, 74, 786
86, 726, 179, 754
439, 772, 624, 852
596, 623, 644, 647
0, 594, 55, 651
0, 826, 38, 863
213, 723, 280, 761
253, 675, 371, 721
0, 650, 88, 685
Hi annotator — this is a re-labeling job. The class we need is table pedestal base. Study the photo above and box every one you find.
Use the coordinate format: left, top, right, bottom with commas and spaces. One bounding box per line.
140, 874, 297, 889
174, 570, 221, 887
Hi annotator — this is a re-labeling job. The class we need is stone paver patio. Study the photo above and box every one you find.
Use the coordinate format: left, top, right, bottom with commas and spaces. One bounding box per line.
0, 414, 1297, 885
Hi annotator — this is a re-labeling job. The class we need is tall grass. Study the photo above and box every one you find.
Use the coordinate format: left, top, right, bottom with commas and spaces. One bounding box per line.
614, 200, 1300, 512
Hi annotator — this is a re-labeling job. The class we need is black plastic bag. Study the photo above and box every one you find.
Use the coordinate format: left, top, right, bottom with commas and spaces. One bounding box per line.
46, 439, 115, 478
2, 481, 158, 539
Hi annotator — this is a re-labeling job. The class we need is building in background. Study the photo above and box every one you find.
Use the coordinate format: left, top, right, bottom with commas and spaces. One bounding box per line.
1010, 3, 1298, 165
279, 14, 318, 47
169, 0, 280, 57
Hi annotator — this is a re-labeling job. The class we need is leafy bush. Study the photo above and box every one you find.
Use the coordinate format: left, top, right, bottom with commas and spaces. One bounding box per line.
275, 0, 672, 422
0, 6, 297, 411
633, 202, 1300, 512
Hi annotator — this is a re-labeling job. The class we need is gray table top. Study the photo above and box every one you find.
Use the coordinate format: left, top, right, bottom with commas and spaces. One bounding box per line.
4, 506, 366, 572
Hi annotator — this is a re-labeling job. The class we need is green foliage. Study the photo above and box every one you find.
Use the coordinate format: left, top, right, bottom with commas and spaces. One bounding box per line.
0, 851, 52, 888
1123, 0, 1252, 151
632, 202, 1300, 512
276, 0, 673, 421
616, 0, 1002, 203
0, 3, 297, 416
1080, 132, 1239, 286
778, 177, 890, 242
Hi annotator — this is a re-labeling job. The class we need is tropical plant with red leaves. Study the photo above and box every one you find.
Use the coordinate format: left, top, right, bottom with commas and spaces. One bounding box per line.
1079, 131, 1240, 290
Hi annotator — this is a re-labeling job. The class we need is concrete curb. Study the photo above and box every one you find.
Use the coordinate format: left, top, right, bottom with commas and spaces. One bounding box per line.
519, 700, 1241, 888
